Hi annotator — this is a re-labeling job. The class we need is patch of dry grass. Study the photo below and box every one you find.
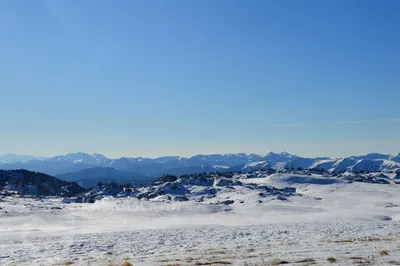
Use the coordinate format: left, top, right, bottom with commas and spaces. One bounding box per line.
366, 237, 380, 242
211, 250, 228, 255
109, 261, 133, 266
63, 262, 74, 265
327, 257, 337, 263
359, 236, 393, 242
294, 258, 316, 264
380, 249, 390, 256
355, 261, 371, 265
194, 261, 232, 265
334, 239, 353, 243
349, 257, 371, 265
269, 259, 290, 265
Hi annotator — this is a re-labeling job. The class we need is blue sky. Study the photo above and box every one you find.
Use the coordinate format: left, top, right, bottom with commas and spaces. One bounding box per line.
1, 0, 399, 158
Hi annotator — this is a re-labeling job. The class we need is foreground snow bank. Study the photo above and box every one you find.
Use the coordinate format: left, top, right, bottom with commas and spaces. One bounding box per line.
1, 178, 400, 265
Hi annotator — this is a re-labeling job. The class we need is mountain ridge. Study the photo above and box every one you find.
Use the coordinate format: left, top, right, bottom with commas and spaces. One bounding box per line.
56, 167, 153, 189
1, 152, 399, 185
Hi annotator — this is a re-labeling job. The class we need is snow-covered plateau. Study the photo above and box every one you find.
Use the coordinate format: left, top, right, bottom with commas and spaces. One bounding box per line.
1, 172, 400, 265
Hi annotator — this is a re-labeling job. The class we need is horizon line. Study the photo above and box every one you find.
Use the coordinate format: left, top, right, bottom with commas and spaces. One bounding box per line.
1, 151, 399, 161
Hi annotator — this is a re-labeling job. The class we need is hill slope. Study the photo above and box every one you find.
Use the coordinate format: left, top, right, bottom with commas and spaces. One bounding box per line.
0, 169, 85, 196
56, 167, 153, 189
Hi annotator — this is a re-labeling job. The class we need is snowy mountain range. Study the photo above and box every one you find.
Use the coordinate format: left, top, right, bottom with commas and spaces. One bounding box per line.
0, 152, 399, 187
0, 152, 297, 176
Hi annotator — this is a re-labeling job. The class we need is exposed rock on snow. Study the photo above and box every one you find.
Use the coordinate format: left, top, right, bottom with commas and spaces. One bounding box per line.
75, 173, 298, 203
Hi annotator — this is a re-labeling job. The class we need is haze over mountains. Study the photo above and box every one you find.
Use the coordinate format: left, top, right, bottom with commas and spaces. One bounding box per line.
0, 154, 47, 164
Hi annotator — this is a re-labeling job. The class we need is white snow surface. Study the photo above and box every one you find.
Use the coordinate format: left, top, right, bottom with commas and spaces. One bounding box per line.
213, 165, 230, 169
1, 174, 400, 265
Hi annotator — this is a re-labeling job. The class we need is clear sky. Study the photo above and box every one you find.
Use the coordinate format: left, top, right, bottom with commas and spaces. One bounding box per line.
1, 0, 399, 158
